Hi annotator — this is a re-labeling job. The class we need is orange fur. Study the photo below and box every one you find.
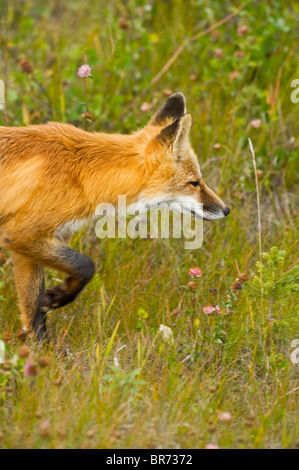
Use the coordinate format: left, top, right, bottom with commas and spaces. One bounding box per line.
0, 93, 229, 338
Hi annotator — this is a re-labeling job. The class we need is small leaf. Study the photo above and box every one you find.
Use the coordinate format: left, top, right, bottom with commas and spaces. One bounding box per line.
137, 307, 148, 319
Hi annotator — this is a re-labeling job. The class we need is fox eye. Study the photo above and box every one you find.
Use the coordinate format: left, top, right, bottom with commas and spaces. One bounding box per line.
189, 181, 200, 187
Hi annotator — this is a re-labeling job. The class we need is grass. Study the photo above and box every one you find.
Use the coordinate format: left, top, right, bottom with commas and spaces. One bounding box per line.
0, 0, 299, 449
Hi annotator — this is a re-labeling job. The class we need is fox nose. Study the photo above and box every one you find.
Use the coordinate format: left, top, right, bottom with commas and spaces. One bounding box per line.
223, 206, 230, 217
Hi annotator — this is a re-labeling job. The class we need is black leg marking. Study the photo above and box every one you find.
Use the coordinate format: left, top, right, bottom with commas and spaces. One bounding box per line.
32, 277, 47, 340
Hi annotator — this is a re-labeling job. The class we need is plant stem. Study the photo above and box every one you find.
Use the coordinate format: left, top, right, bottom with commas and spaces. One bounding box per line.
3, 0, 9, 125
83, 77, 88, 130
268, 298, 274, 322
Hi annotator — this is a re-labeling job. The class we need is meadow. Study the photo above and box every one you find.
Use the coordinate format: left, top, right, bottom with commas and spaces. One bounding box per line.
0, 0, 299, 449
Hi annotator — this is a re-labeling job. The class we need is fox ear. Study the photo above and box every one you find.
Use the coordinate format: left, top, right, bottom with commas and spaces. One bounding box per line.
173, 114, 192, 156
150, 92, 186, 125
158, 114, 192, 157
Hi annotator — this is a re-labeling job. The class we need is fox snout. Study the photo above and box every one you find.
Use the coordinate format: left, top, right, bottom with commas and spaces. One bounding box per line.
200, 203, 230, 221
196, 180, 230, 221
185, 182, 230, 221
223, 206, 230, 216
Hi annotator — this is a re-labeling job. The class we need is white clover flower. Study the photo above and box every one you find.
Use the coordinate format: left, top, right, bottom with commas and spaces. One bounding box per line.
158, 324, 174, 344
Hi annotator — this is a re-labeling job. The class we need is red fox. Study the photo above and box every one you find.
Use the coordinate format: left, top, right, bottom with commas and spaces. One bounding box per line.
0, 93, 230, 339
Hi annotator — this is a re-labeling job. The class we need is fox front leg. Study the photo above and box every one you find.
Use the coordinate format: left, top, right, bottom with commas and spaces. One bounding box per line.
11, 251, 46, 340
39, 245, 95, 313
6, 236, 95, 340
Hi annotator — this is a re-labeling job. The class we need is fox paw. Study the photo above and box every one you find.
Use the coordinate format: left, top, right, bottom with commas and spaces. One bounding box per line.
40, 284, 69, 311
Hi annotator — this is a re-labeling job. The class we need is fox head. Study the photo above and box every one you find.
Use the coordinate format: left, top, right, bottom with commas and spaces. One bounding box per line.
137, 92, 230, 221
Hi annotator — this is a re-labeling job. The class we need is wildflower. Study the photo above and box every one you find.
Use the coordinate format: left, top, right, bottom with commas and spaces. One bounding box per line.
237, 25, 249, 36
250, 119, 262, 129
162, 89, 173, 96
214, 305, 221, 315
18, 346, 30, 359
205, 443, 219, 449
256, 169, 263, 179
19, 58, 33, 74
213, 48, 224, 59
38, 356, 51, 368
213, 143, 222, 150
230, 271, 249, 292
211, 30, 221, 39
217, 411, 233, 423
203, 306, 216, 315
137, 307, 148, 319
39, 420, 51, 438
234, 50, 245, 58
189, 267, 202, 278
140, 102, 152, 112
24, 360, 39, 377
53, 377, 62, 387
229, 70, 239, 81
77, 64, 91, 78
81, 111, 93, 120
3, 331, 10, 341
17, 330, 28, 342
230, 279, 243, 291
187, 281, 197, 290
209, 288, 218, 295
118, 17, 129, 30
159, 324, 174, 344
170, 308, 181, 316
189, 74, 197, 81
225, 308, 233, 315
203, 305, 221, 315
86, 428, 97, 438
240, 273, 248, 281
